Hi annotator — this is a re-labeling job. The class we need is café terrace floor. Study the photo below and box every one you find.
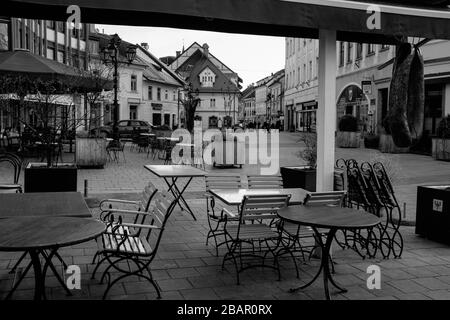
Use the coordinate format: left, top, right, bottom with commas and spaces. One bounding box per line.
1, 133, 450, 300
1, 200, 450, 300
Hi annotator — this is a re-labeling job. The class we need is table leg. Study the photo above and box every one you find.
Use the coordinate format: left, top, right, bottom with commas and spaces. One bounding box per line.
42, 248, 72, 296
163, 177, 196, 220
29, 249, 45, 300
289, 228, 347, 300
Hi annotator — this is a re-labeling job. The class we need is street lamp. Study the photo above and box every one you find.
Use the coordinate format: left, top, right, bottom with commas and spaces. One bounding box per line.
100, 33, 137, 124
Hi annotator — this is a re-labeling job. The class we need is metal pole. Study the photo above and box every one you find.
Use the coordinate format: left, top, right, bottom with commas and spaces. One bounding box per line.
113, 49, 119, 123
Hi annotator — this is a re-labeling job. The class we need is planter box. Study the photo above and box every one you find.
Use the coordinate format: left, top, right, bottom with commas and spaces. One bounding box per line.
25, 162, 77, 193
431, 138, 450, 161
213, 137, 245, 168
336, 131, 360, 148
76, 137, 107, 168
416, 185, 450, 244
281, 166, 316, 191
379, 134, 409, 153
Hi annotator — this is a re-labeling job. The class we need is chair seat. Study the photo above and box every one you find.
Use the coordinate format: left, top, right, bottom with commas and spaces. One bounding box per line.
226, 224, 279, 240
0, 184, 22, 189
99, 231, 153, 256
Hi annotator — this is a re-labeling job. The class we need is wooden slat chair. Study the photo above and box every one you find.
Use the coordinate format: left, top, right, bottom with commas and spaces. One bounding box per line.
278, 191, 346, 276
91, 191, 175, 300
205, 174, 242, 256
99, 181, 158, 222
0, 152, 23, 193
247, 174, 283, 189
222, 194, 290, 285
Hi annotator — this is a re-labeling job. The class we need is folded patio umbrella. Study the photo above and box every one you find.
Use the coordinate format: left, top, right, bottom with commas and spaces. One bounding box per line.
0, 49, 112, 94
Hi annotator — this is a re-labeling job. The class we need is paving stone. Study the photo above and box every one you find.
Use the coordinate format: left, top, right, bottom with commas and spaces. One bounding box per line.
180, 288, 220, 299
412, 277, 450, 290
168, 267, 201, 279
394, 292, 432, 300
388, 279, 429, 293
158, 278, 193, 291
423, 290, 450, 300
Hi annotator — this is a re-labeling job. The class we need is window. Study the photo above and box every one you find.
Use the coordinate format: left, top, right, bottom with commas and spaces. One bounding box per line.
46, 21, 55, 29
210, 98, 216, 107
148, 86, 153, 100
131, 75, 137, 91
157, 87, 161, 101
165, 90, 168, 100
57, 51, 64, 63
0, 22, 9, 51
315, 56, 319, 77
297, 67, 300, 84
309, 61, 313, 80
303, 64, 306, 83
356, 43, 363, 60
56, 21, 65, 33
46, 47, 54, 60
129, 105, 137, 120
347, 42, 353, 63
339, 42, 345, 66
367, 43, 375, 55
152, 113, 161, 126
173, 90, 176, 101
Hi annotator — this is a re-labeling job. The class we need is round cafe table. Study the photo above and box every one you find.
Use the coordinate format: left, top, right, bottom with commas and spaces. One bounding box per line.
0, 217, 105, 300
278, 205, 380, 300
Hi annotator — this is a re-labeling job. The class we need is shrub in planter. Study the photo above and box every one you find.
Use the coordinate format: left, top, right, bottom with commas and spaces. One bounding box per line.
432, 114, 450, 161
379, 117, 409, 153
364, 133, 380, 149
336, 115, 360, 148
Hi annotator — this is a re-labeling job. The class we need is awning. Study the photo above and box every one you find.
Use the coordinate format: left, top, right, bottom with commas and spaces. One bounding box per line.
4, 0, 450, 42
0, 49, 113, 94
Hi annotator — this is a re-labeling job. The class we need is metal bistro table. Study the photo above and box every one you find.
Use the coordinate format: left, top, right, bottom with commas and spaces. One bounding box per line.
278, 205, 381, 300
144, 165, 206, 220
0, 217, 105, 300
208, 188, 308, 206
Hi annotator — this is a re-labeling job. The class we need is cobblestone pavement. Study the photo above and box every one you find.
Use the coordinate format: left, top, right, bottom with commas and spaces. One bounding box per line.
1, 199, 450, 300
1, 132, 449, 223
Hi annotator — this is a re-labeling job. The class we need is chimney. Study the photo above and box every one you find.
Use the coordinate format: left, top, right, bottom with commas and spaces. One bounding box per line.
202, 43, 209, 57
141, 43, 149, 51
176, 51, 181, 57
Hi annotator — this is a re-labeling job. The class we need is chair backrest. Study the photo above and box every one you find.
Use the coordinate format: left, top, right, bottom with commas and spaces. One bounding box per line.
303, 191, 346, 207
205, 174, 241, 191
240, 194, 290, 224
142, 191, 176, 255
0, 152, 22, 184
140, 181, 158, 211
247, 174, 283, 189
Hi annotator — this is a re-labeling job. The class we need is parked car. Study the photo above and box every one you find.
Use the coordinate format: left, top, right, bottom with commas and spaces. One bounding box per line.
90, 120, 153, 138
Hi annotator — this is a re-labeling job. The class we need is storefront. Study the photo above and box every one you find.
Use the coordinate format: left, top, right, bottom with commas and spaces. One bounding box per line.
296, 100, 317, 133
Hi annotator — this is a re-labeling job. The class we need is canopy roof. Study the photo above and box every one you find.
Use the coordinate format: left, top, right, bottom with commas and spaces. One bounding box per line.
0, 49, 113, 93
4, 0, 450, 42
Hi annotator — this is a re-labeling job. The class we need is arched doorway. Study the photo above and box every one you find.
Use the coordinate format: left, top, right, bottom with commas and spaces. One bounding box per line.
336, 84, 370, 132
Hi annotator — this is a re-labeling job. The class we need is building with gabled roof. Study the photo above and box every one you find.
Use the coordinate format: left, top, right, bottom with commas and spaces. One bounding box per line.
168, 42, 242, 129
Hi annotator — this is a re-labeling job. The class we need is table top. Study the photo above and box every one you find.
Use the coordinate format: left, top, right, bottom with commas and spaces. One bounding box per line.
144, 164, 206, 178
209, 188, 308, 206
0, 192, 92, 219
0, 217, 105, 251
278, 205, 381, 230
140, 133, 156, 136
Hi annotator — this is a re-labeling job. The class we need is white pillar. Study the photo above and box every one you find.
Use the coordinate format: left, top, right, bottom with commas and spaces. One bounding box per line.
445, 84, 450, 116
316, 29, 337, 192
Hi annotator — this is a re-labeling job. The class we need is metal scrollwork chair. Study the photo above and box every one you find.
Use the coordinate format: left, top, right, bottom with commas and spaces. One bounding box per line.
91, 191, 175, 300
222, 194, 290, 285
278, 191, 346, 277
205, 174, 242, 256
0, 152, 23, 193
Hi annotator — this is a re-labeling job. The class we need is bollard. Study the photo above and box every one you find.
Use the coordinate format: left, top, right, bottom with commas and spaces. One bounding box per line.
84, 179, 88, 198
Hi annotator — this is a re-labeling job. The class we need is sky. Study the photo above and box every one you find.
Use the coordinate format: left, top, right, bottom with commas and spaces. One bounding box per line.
96, 24, 286, 89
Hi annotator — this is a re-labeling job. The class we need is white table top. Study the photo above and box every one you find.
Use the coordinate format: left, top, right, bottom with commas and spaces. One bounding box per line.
140, 133, 156, 136
144, 164, 206, 177
157, 137, 180, 141
208, 188, 308, 206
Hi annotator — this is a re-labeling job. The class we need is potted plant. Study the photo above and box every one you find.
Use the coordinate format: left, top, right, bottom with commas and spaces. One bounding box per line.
379, 117, 410, 153
364, 132, 380, 149
432, 114, 450, 161
280, 132, 317, 191
336, 115, 360, 148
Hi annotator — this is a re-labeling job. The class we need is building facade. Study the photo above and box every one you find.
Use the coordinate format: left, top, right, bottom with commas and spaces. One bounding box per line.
284, 37, 450, 137
0, 17, 93, 132
239, 85, 256, 124
167, 42, 241, 130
